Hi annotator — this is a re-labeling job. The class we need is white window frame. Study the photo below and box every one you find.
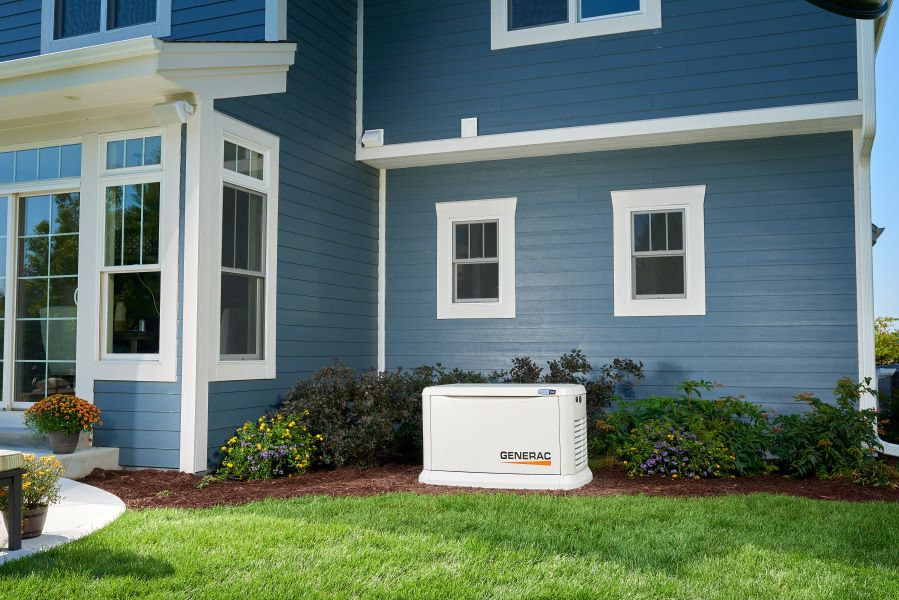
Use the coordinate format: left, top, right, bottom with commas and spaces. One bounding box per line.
436, 198, 516, 319
611, 185, 706, 317
209, 112, 279, 381
85, 125, 181, 381
40, 0, 172, 54
491, 0, 661, 50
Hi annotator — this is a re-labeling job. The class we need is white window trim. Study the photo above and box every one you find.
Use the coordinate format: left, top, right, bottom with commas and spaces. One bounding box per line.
40, 0, 172, 54
491, 0, 661, 50
207, 111, 279, 381
436, 198, 516, 319
78, 125, 180, 382
265, 0, 288, 41
611, 185, 706, 317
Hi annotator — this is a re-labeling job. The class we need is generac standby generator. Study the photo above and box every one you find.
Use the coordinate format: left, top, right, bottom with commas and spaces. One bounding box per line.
419, 384, 593, 490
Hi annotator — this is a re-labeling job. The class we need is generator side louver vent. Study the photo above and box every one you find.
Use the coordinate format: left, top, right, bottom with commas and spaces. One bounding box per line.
573, 416, 588, 471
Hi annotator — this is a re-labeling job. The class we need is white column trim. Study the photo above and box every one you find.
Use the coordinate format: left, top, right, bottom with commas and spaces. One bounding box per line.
265, 0, 288, 41
377, 168, 386, 372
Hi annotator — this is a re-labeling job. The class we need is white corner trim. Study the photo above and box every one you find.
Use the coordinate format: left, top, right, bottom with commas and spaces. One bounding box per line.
40, 0, 172, 55
357, 101, 864, 169
265, 0, 288, 41
436, 197, 517, 320
377, 168, 386, 372
490, 0, 661, 50
611, 185, 706, 317
207, 111, 279, 383
356, 0, 364, 146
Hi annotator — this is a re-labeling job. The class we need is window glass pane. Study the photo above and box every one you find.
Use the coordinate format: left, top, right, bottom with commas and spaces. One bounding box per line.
143, 136, 162, 165
0, 153, 13, 184
633, 213, 649, 252
581, 0, 640, 19
455, 263, 499, 301
15, 149, 38, 183
20, 195, 51, 237
221, 186, 236, 269
223, 141, 264, 180
454, 223, 469, 260
509, 0, 568, 29
634, 256, 685, 297
469, 222, 484, 259
108, 0, 156, 30
59, 144, 81, 177
49, 234, 78, 277
220, 273, 261, 357
38, 147, 60, 180
223, 141, 237, 173
247, 193, 264, 272
49, 277, 78, 312
105, 182, 159, 266
51, 192, 79, 235
650, 212, 667, 251
106, 140, 125, 170
483, 221, 498, 259
125, 138, 144, 168
667, 211, 684, 251
234, 189, 249, 270
55, 0, 101, 39
107, 271, 161, 354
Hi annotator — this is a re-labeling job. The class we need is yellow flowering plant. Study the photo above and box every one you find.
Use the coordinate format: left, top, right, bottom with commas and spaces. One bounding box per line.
0, 454, 64, 511
216, 413, 319, 480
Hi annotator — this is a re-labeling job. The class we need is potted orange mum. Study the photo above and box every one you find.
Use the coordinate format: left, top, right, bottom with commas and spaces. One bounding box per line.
23, 395, 102, 454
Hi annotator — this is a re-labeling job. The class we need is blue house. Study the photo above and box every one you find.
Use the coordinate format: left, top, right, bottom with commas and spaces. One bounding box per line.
0, 0, 893, 472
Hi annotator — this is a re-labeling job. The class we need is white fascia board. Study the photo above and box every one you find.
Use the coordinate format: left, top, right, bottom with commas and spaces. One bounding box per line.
357, 101, 863, 169
0, 37, 296, 126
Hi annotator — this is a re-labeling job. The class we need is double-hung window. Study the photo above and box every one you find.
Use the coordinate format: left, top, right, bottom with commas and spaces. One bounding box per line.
211, 113, 279, 380
42, 0, 172, 53
436, 198, 516, 319
611, 186, 706, 317
491, 0, 661, 49
100, 132, 164, 358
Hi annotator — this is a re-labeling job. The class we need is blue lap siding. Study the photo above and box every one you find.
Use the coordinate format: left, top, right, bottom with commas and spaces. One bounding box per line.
363, 0, 858, 144
206, 0, 378, 467
384, 133, 858, 415
0, 0, 40, 61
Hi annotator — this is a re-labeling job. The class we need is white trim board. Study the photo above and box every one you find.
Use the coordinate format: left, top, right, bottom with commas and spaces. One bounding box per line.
265, 0, 288, 41
357, 101, 863, 169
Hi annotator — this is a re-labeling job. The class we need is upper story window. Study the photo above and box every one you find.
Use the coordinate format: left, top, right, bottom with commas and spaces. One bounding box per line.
492, 0, 661, 50
41, 0, 172, 54
436, 198, 517, 319
611, 185, 706, 317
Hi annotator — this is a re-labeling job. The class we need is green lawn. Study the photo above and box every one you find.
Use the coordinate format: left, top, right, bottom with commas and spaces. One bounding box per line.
2, 493, 898, 599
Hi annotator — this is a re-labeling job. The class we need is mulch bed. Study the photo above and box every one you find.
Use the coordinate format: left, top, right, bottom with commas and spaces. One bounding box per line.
81, 465, 899, 510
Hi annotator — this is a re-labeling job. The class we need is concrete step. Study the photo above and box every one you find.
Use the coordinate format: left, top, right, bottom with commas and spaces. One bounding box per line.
0, 445, 121, 480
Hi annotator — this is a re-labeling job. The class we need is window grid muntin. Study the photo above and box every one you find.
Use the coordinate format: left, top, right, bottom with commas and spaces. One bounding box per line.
453, 220, 499, 303
509, 0, 643, 31
631, 209, 686, 299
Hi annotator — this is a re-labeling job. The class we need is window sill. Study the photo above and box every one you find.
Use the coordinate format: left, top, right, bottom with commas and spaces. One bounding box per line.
212, 359, 277, 382
41, 22, 170, 55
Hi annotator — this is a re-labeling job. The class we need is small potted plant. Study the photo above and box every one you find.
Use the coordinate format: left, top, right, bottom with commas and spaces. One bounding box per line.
0, 453, 64, 539
23, 394, 102, 454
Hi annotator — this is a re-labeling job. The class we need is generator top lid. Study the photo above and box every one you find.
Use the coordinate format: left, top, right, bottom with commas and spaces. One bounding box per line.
422, 383, 586, 397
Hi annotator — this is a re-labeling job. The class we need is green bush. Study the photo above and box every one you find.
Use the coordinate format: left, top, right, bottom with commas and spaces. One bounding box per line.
491, 349, 644, 425
770, 378, 885, 481
592, 380, 772, 475
216, 413, 317, 480
875, 317, 899, 366
619, 420, 736, 479
280, 361, 485, 468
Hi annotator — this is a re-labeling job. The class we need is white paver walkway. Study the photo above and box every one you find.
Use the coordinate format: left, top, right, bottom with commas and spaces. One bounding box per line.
0, 478, 125, 565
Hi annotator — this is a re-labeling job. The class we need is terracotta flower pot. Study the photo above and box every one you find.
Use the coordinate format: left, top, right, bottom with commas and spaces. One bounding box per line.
48, 431, 79, 454
2, 506, 49, 540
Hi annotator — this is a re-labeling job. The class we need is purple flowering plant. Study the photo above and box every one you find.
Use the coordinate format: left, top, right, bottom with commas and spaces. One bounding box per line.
619, 420, 735, 479
217, 413, 320, 480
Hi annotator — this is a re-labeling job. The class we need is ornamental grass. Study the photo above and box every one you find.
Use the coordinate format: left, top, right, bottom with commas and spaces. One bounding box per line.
23, 394, 102, 435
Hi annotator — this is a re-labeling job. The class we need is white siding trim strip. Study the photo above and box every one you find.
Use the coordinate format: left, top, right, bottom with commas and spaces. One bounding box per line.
357, 101, 863, 169
378, 169, 386, 372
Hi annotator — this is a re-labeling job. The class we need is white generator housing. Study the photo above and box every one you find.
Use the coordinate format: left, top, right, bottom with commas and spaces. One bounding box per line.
419, 384, 593, 490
